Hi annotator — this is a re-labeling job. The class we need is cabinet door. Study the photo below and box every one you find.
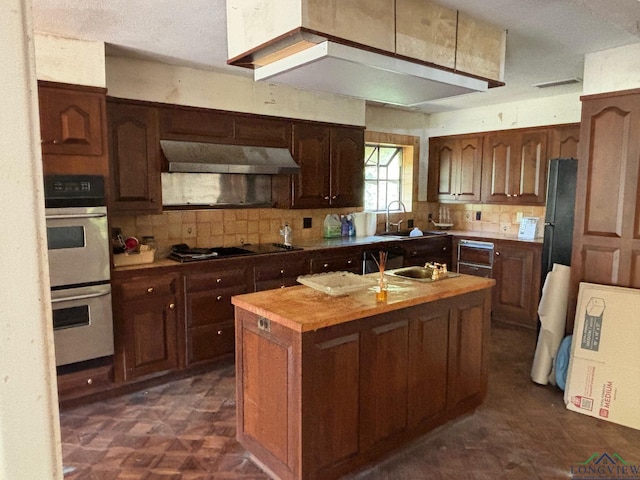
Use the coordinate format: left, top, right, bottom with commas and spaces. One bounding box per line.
408, 304, 449, 426
113, 273, 180, 382
329, 126, 365, 208
291, 123, 331, 208
447, 290, 489, 410
38, 83, 105, 157
482, 130, 547, 205
234, 116, 292, 148
548, 124, 580, 159
428, 135, 482, 203
492, 241, 541, 329
107, 101, 162, 213
568, 91, 640, 331
160, 106, 234, 142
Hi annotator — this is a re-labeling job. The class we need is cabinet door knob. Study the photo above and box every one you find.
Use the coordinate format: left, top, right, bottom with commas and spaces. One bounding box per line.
332, 195, 337, 200
217, 330, 223, 335
280, 269, 285, 274
147, 287, 154, 293
323, 263, 329, 268
86, 378, 93, 385
168, 303, 175, 309
216, 278, 222, 283
216, 295, 223, 301
347, 260, 353, 264
324, 196, 330, 200
495, 251, 500, 256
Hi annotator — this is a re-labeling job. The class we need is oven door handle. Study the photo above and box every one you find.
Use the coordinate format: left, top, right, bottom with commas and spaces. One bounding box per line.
51, 290, 110, 303
46, 212, 107, 220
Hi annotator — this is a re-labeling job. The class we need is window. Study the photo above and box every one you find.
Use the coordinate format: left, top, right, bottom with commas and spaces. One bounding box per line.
364, 144, 403, 212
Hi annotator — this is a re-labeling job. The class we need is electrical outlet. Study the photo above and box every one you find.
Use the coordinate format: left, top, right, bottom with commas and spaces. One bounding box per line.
475, 211, 482, 221
303, 217, 312, 228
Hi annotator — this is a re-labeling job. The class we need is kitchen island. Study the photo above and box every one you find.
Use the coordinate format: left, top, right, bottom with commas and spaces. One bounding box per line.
231, 273, 495, 480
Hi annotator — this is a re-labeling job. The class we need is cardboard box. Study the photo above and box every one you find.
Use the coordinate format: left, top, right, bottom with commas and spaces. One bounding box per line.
564, 283, 640, 430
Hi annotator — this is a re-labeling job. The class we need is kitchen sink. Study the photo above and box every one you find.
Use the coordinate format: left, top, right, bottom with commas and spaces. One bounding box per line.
385, 266, 459, 282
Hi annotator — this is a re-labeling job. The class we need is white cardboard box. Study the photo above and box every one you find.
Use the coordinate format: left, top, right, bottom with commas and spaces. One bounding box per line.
564, 283, 640, 430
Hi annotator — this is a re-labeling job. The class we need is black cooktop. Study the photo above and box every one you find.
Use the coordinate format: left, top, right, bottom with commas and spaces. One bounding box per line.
167, 243, 302, 263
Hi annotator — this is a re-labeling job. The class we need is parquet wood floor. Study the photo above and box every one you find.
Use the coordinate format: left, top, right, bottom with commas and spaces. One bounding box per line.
61, 323, 640, 479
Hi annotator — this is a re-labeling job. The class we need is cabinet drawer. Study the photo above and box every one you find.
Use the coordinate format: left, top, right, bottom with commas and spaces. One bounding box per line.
118, 274, 178, 301
254, 259, 308, 283
458, 263, 492, 278
185, 268, 248, 291
458, 247, 493, 266
310, 255, 361, 274
186, 286, 245, 327
187, 321, 235, 364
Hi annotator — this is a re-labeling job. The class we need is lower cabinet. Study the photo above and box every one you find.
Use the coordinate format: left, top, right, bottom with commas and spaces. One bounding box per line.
184, 261, 253, 365
403, 235, 452, 267
492, 240, 542, 329
235, 288, 490, 480
112, 272, 180, 382
310, 247, 363, 274
254, 252, 309, 291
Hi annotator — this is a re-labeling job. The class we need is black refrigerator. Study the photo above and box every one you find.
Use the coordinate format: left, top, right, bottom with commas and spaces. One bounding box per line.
541, 158, 578, 286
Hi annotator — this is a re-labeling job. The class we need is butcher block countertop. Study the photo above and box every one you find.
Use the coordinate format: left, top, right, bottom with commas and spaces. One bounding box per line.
232, 273, 495, 333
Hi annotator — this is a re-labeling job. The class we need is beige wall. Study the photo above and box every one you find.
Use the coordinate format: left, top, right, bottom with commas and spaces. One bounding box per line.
583, 42, 640, 95
106, 56, 366, 125
34, 33, 106, 87
1, 2, 62, 479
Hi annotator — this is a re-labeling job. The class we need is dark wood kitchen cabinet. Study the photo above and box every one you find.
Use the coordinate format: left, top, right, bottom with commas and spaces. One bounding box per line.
38, 81, 108, 176
403, 235, 452, 267
481, 128, 548, 205
253, 251, 309, 291
310, 247, 364, 274
568, 89, 640, 332
184, 260, 253, 365
112, 272, 181, 382
548, 123, 580, 159
491, 240, 541, 329
428, 134, 483, 203
277, 123, 364, 209
107, 99, 162, 214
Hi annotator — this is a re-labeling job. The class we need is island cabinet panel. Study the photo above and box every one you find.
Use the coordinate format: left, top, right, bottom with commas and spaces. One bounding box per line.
447, 291, 487, 410
234, 284, 492, 480
408, 306, 449, 426
360, 318, 410, 447
568, 89, 640, 332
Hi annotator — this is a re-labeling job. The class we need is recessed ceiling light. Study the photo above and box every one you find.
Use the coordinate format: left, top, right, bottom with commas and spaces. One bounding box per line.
532, 77, 583, 88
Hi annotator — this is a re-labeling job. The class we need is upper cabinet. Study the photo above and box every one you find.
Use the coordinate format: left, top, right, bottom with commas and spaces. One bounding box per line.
548, 124, 580, 159
107, 100, 162, 214
481, 129, 548, 205
227, 0, 505, 85
38, 81, 108, 176
428, 134, 482, 203
278, 123, 365, 209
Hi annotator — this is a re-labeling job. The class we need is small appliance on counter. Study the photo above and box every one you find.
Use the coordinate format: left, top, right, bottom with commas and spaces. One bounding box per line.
518, 216, 540, 240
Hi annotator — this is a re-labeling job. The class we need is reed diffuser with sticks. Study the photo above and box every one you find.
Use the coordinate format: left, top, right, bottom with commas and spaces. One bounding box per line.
373, 251, 388, 302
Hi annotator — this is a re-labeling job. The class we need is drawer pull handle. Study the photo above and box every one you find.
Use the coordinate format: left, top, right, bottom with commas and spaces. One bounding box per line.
216, 278, 222, 283
347, 260, 352, 264
147, 287, 154, 293
280, 269, 285, 274
168, 303, 175, 309
87, 378, 93, 385
217, 330, 223, 335
324, 263, 329, 268
495, 251, 500, 256
216, 295, 223, 301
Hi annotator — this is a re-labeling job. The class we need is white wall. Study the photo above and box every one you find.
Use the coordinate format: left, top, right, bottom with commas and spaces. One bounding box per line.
106, 56, 366, 126
583, 42, 640, 95
0, 2, 62, 479
34, 33, 106, 87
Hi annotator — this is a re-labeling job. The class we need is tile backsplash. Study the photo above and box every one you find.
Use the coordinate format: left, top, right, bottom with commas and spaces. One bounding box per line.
112, 203, 545, 257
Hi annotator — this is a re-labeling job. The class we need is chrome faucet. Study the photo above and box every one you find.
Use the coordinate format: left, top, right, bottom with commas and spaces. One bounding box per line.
385, 200, 406, 232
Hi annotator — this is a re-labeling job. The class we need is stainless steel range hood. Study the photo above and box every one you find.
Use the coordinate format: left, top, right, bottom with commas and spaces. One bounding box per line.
161, 140, 300, 175
254, 41, 490, 107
